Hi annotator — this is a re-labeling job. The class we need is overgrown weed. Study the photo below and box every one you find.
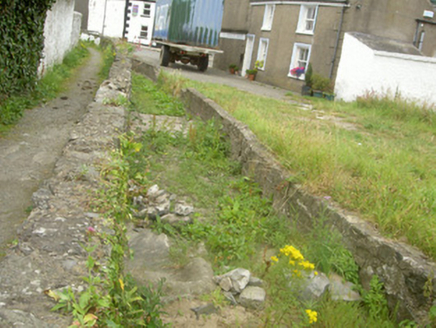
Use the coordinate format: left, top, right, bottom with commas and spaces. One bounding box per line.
52, 133, 169, 327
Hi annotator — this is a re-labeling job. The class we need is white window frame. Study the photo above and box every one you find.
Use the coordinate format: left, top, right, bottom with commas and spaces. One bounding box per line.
257, 38, 269, 71
288, 43, 312, 80
142, 3, 151, 17
261, 4, 275, 31
139, 25, 149, 39
296, 5, 318, 35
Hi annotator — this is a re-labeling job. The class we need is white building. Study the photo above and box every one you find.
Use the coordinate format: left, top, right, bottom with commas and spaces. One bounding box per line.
86, 0, 155, 46
125, 1, 156, 46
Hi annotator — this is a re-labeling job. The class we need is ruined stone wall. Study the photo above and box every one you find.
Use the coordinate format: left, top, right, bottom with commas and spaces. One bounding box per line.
132, 59, 436, 324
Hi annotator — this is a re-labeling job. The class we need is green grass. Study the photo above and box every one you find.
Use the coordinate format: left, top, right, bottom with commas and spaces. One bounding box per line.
131, 73, 185, 116
158, 71, 436, 259
126, 73, 401, 327
0, 42, 90, 130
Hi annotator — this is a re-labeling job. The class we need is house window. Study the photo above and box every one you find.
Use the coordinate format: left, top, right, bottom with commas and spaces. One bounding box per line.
143, 4, 151, 17
261, 4, 275, 31
257, 38, 269, 70
297, 5, 318, 34
289, 43, 311, 79
140, 26, 148, 39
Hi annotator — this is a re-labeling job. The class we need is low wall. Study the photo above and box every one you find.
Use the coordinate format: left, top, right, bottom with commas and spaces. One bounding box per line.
335, 33, 436, 108
133, 61, 436, 325
39, 0, 81, 75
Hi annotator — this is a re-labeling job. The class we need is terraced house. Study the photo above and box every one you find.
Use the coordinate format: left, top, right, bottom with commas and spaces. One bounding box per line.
214, 0, 436, 95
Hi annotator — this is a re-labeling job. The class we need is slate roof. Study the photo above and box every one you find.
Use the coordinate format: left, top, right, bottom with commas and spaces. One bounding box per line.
349, 32, 423, 56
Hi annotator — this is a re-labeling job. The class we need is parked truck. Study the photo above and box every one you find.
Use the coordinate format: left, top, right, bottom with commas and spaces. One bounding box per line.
153, 0, 224, 72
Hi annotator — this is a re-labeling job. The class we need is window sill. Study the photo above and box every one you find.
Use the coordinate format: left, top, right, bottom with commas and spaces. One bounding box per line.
140, 15, 151, 18
295, 30, 314, 36
288, 74, 305, 80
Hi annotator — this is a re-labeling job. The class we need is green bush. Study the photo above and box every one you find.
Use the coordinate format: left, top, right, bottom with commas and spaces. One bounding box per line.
311, 73, 333, 92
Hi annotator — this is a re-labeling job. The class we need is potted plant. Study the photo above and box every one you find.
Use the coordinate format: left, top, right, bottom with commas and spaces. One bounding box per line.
246, 69, 257, 81
234, 66, 240, 76
229, 64, 237, 74
311, 73, 332, 98
246, 60, 264, 81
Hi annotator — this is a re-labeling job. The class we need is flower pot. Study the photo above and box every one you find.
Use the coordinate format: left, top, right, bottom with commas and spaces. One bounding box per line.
301, 85, 312, 96
323, 93, 335, 101
229, 68, 235, 74
313, 90, 323, 98
248, 74, 256, 81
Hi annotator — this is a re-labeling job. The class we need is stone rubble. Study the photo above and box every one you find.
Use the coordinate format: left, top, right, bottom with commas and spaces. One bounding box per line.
132, 184, 195, 226
213, 267, 360, 311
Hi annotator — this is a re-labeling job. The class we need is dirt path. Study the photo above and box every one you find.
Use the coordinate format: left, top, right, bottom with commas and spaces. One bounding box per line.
0, 48, 102, 252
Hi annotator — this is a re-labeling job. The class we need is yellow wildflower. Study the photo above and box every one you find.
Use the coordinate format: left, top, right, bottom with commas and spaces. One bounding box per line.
305, 309, 318, 324
270, 256, 279, 262
298, 260, 315, 270
280, 245, 304, 261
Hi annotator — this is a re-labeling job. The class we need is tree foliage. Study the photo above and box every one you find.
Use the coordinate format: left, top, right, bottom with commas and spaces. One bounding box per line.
0, 0, 56, 100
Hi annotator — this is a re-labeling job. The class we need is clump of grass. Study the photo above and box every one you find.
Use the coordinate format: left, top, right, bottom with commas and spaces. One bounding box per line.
98, 41, 115, 81
131, 73, 185, 116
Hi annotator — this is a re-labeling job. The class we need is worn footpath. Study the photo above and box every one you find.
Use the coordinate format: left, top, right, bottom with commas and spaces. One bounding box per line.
0, 49, 102, 252
0, 50, 129, 327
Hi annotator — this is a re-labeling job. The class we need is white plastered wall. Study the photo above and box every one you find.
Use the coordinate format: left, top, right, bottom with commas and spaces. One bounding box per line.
335, 33, 436, 107
88, 0, 125, 38
125, 1, 156, 46
39, 0, 82, 75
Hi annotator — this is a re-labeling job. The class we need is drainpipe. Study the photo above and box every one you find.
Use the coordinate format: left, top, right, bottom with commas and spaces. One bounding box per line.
102, 0, 108, 36
329, 5, 346, 80
413, 20, 420, 47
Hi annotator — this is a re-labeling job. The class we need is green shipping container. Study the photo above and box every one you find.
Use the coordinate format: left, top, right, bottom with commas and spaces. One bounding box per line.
153, 0, 224, 49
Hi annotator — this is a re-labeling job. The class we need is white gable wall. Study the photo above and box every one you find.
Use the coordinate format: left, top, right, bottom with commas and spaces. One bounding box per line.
335, 33, 436, 107
88, 0, 125, 37
125, 1, 156, 46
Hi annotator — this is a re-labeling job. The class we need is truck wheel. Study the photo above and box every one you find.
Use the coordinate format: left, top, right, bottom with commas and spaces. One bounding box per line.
160, 45, 170, 67
198, 56, 209, 72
